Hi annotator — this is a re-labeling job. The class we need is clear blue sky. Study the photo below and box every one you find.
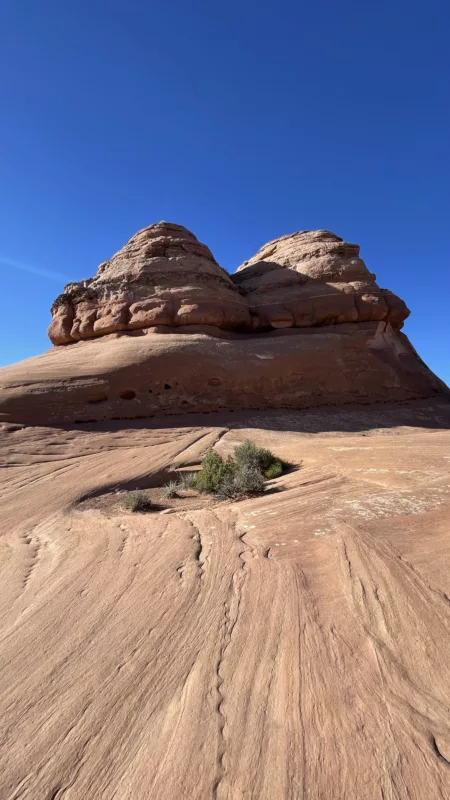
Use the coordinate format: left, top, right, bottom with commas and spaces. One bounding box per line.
0, 0, 449, 385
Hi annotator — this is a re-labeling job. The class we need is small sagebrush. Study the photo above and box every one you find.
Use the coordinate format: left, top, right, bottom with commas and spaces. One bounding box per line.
122, 490, 153, 513
234, 440, 274, 473
215, 463, 265, 500
195, 439, 284, 501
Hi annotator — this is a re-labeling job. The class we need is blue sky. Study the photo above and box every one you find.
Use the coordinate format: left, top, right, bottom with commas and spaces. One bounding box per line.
0, 0, 449, 384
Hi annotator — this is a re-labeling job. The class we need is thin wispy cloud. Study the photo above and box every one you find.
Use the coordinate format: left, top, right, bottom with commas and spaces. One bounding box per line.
0, 256, 70, 284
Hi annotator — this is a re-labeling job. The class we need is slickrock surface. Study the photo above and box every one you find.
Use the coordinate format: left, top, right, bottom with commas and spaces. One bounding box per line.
0, 324, 446, 425
1, 401, 450, 798
0, 223, 447, 425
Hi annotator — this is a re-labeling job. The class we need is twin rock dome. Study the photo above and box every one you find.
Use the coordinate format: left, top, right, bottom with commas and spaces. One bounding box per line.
0, 222, 446, 425
48, 221, 409, 344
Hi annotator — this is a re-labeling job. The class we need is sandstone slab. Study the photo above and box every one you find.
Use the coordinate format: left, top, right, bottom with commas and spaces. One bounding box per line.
0, 322, 446, 425
1, 404, 450, 797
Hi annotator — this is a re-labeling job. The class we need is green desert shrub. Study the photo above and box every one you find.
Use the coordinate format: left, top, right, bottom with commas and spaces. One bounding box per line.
196, 440, 283, 500
195, 450, 231, 494
215, 463, 265, 500
234, 440, 285, 478
234, 440, 275, 473
263, 457, 283, 479
123, 490, 153, 512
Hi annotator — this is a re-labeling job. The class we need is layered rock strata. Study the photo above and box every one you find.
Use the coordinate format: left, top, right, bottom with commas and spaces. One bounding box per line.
48, 222, 250, 345
48, 224, 409, 343
0, 324, 447, 426
0, 222, 446, 425
234, 229, 409, 329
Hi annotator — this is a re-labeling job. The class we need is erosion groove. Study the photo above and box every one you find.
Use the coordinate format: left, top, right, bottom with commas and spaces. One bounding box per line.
214, 520, 251, 797
0, 400, 450, 797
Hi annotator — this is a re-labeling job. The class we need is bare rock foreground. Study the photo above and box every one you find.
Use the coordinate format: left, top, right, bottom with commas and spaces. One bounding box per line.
1, 224, 450, 798
1, 402, 450, 798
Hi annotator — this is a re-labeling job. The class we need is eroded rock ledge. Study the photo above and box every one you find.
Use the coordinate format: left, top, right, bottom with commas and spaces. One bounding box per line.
48, 223, 409, 344
234, 229, 408, 329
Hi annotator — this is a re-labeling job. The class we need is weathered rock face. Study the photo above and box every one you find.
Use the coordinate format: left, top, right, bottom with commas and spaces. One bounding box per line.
0, 222, 446, 426
48, 222, 250, 345
233, 230, 409, 329
48, 225, 410, 344
0, 324, 447, 425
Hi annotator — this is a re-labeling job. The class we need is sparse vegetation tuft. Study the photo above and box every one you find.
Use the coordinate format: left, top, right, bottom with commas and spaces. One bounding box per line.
122, 490, 153, 513
163, 480, 178, 499
177, 472, 198, 491
195, 440, 284, 500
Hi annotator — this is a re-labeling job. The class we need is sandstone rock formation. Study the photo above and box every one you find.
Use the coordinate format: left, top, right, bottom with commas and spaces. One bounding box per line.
0, 223, 447, 425
48, 222, 250, 345
234, 229, 409, 329
47, 224, 409, 343
2, 227, 450, 797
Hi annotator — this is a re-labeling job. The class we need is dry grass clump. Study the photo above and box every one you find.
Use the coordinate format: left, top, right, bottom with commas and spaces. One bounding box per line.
163, 481, 178, 499
122, 490, 153, 512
